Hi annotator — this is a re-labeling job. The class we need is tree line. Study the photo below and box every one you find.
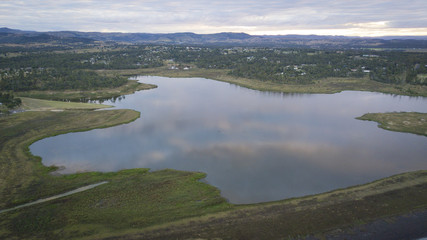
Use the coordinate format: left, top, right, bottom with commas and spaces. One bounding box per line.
1, 68, 127, 91
1, 45, 426, 94
0, 92, 21, 110
166, 47, 427, 85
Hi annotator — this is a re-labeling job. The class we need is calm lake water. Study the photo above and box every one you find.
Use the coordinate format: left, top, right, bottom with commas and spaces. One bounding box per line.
30, 76, 427, 204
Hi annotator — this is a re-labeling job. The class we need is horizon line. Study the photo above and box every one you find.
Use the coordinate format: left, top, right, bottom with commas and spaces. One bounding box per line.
2, 27, 427, 39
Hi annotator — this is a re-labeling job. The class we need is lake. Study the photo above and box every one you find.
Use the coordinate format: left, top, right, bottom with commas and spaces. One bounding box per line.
30, 76, 427, 204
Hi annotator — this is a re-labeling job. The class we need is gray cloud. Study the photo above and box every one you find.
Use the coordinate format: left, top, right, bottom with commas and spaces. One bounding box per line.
1, 0, 426, 35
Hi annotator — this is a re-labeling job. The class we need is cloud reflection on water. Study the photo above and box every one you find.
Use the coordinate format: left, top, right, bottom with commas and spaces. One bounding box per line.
148, 139, 421, 203
31, 76, 427, 204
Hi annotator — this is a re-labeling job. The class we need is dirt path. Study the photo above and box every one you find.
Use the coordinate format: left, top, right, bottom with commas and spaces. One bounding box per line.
0, 181, 108, 214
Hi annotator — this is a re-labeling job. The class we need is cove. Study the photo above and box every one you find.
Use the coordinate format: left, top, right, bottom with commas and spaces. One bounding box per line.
30, 76, 427, 204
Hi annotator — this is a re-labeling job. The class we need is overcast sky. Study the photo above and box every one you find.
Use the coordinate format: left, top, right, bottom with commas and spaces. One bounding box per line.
1, 0, 427, 36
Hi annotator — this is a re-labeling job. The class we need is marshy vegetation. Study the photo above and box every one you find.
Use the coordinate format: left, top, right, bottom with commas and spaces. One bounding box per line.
357, 112, 427, 137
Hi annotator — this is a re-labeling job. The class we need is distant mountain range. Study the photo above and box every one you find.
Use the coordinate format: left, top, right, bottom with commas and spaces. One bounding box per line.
1, 27, 427, 48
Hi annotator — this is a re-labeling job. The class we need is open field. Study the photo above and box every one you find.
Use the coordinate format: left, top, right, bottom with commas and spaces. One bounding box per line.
357, 112, 427, 137
101, 66, 427, 97
15, 79, 157, 101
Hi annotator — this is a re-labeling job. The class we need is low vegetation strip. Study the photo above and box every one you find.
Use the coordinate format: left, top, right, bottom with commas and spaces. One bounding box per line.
20, 97, 112, 111
0, 109, 140, 209
357, 112, 427, 136
15, 79, 157, 101
0, 169, 231, 240
0, 181, 108, 214
87, 171, 427, 240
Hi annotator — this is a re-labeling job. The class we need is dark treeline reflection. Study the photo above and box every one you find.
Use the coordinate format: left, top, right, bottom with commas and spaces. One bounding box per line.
31, 76, 427, 204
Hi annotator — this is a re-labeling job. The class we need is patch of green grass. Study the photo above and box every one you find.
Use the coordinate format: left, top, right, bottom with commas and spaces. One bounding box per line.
357, 112, 427, 136
1, 169, 230, 239
15, 79, 157, 101
20, 97, 112, 111
93, 171, 427, 240
0, 109, 140, 209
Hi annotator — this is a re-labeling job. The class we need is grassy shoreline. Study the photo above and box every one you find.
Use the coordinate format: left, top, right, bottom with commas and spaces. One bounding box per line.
357, 112, 427, 137
19, 97, 113, 111
0, 109, 142, 209
14, 79, 157, 101
95, 170, 427, 240
101, 66, 427, 97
